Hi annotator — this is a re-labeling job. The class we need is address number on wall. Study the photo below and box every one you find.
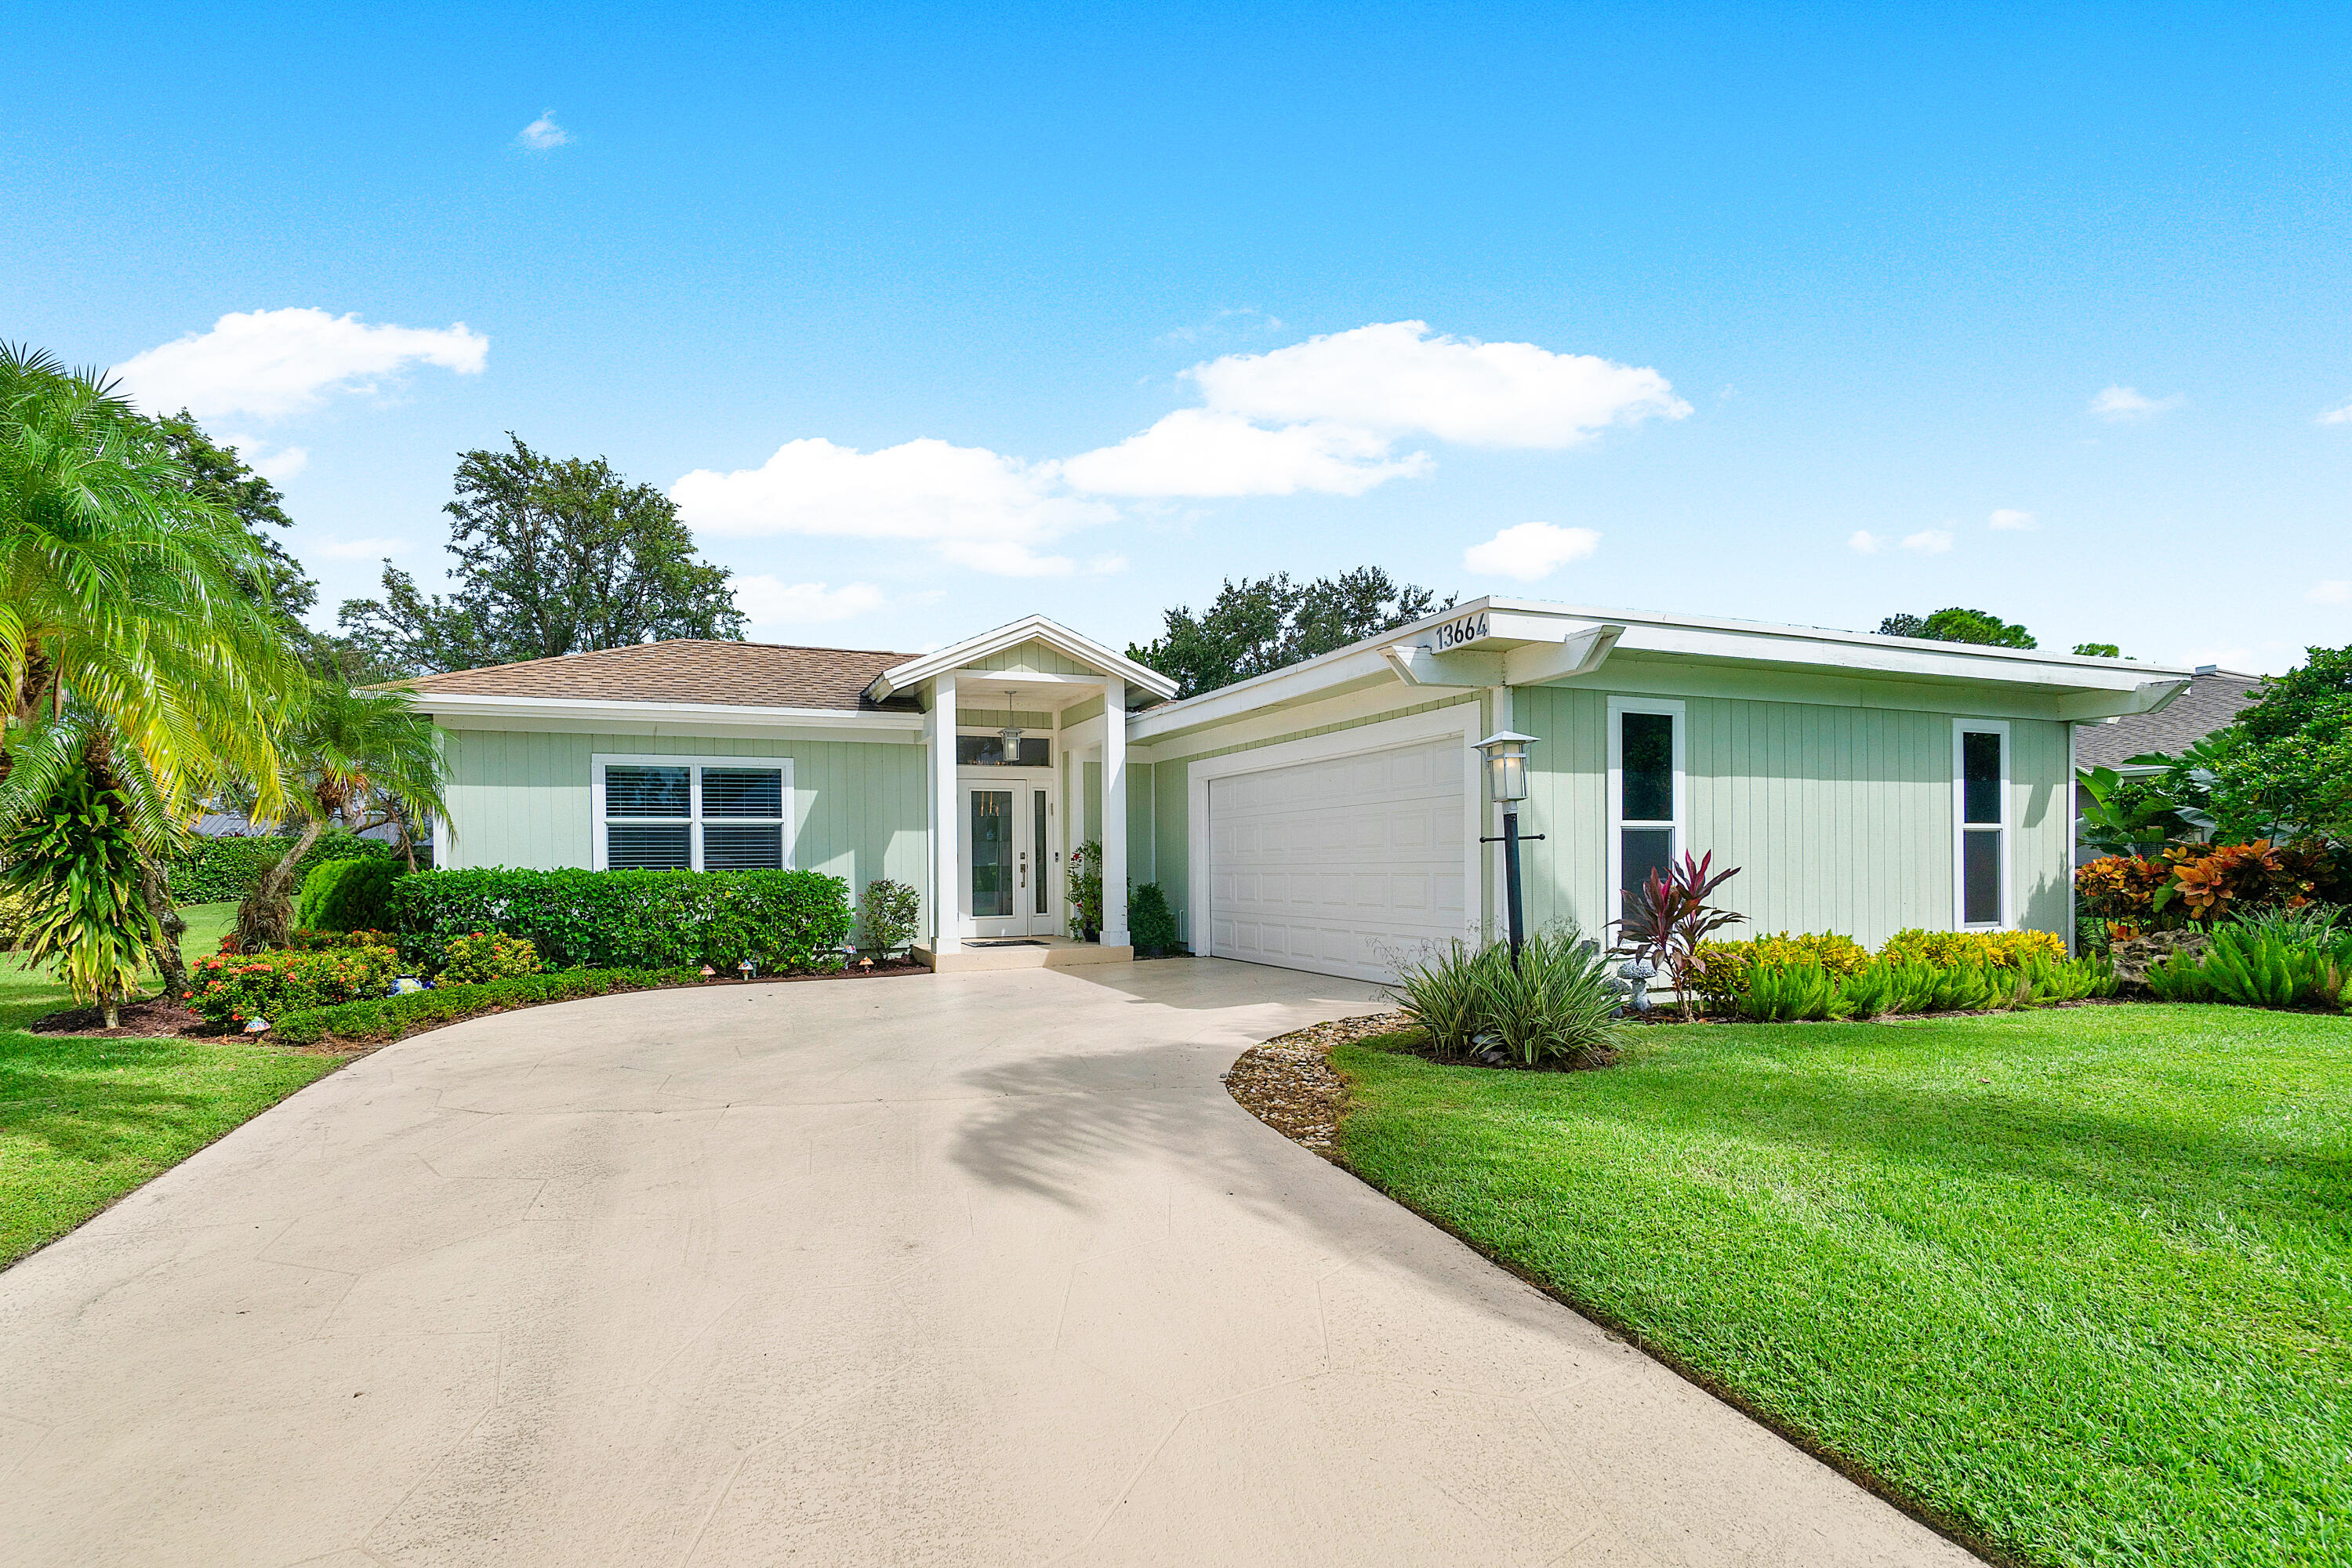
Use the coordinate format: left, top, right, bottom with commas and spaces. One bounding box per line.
1429, 612, 1491, 651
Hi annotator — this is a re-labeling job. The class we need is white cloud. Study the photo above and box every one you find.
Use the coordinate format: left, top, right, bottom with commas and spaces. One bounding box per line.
2089, 385, 2183, 421
1901, 529, 1955, 554
1988, 508, 2035, 531
112, 308, 488, 422
2320, 401, 2352, 426
221, 436, 309, 482
2308, 580, 2350, 604
732, 578, 886, 627
318, 536, 409, 560
517, 111, 569, 150
1061, 410, 1428, 497
1188, 320, 1689, 448
1461, 521, 1599, 582
1848, 530, 1882, 554
672, 437, 1115, 579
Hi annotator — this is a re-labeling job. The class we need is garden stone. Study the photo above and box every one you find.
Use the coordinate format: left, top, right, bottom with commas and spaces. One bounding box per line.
2109, 928, 2209, 987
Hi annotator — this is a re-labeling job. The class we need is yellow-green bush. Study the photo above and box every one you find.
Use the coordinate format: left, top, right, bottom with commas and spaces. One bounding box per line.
1692, 931, 1871, 1007
1878, 927, 2065, 967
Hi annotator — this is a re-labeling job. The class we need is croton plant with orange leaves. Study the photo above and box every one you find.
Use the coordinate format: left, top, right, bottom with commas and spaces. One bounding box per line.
2075, 838, 2339, 930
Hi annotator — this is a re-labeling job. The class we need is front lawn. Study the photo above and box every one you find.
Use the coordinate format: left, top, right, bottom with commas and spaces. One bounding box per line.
1332, 1007, 2351, 1568
0, 902, 340, 1267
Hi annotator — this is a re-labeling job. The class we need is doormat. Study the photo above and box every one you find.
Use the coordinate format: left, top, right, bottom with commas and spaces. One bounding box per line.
967, 939, 1047, 948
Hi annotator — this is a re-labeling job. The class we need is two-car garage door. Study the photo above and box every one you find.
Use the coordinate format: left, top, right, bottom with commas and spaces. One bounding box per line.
1206, 736, 1468, 983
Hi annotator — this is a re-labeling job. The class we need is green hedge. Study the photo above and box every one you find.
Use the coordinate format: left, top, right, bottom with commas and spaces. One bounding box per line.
296, 856, 404, 931
384, 867, 853, 975
272, 967, 702, 1048
167, 830, 394, 903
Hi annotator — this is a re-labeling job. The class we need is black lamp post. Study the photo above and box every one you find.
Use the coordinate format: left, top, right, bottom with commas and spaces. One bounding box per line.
1474, 731, 1543, 967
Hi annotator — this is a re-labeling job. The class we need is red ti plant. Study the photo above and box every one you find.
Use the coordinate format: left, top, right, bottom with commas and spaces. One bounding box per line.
1613, 851, 1745, 1018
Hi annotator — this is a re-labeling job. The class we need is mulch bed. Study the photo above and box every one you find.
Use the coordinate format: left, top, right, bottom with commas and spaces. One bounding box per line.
1223, 1011, 1412, 1160
24, 996, 223, 1040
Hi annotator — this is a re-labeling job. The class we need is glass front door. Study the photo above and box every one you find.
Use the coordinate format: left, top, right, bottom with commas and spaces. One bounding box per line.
960, 777, 1054, 938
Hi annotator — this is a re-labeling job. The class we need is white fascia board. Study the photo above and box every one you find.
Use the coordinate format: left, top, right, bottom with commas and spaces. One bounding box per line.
413, 691, 924, 735
867, 615, 1178, 704
1124, 645, 1401, 744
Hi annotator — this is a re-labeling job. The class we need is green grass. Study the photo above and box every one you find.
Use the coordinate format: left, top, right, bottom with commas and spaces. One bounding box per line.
0, 902, 340, 1267
1332, 1008, 2352, 1568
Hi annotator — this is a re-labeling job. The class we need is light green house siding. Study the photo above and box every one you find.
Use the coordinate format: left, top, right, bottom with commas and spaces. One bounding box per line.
1136, 681, 2072, 951
439, 728, 930, 914
1512, 688, 2071, 948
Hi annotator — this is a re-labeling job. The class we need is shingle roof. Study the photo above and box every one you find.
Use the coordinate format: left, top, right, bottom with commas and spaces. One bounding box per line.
401, 640, 922, 712
2075, 669, 2266, 768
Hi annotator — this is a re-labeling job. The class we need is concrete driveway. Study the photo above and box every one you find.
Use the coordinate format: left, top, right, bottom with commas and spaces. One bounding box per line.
0, 959, 1973, 1567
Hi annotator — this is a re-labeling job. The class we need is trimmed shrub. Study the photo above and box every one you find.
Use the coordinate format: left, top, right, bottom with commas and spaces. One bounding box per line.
440, 931, 541, 985
1130, 883, 1179, 953
858, 877, 920, 955
1879, 927, 2066, 967
1692, 931, 1870, 1010
169, 829, 394, 903
271, 967, 703, 1048
386, 866, 852, 976
296, 856, 404, 932
187, 934, 401, 1028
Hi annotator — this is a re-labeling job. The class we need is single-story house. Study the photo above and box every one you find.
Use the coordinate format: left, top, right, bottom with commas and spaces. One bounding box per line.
404, 600, 2191, 980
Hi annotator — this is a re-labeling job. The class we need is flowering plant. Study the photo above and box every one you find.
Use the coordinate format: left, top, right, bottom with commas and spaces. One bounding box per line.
438, 931, 540, 984
186, 935, 401, 1029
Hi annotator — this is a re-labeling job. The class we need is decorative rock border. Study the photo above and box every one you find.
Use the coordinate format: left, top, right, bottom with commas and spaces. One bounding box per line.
1222, 1011, 1411, 1158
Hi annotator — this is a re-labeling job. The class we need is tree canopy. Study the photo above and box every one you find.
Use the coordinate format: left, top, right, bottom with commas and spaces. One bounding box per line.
1127, 567, 1453, 699
1875, 608, 2038, 648
154, 412, 316, 623
2199, 648, 2352, 840
337, 434, 745, 675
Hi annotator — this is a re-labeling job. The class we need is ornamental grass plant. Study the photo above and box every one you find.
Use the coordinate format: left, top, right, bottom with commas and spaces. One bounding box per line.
1389, 928, 1623, 1068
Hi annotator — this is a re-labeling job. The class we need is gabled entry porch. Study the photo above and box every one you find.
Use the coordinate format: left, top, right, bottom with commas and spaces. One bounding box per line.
860, 616, 1178, 971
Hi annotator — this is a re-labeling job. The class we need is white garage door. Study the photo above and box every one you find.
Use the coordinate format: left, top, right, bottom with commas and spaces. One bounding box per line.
1207, 736, 1468, 983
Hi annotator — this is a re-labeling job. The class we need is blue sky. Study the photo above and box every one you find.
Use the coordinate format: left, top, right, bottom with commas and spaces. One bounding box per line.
9, 3, 2350, 670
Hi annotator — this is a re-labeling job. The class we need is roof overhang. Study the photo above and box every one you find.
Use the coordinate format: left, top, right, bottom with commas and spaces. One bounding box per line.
408, 691, 924, 731
865, 615, 1179, 706
1127, 596, 2194, 745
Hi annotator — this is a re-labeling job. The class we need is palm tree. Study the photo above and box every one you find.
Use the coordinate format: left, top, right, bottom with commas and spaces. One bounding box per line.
0, 344, 305, 992
236, 681, 449, 949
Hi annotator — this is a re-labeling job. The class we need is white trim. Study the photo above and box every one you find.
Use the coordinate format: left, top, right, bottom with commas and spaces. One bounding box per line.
869, 615, 1178, 703
2065, 720, 2079, 955
1606, 695, 1686, 924
412, 691, 922, 732
1952, 718, 2013, 931
1184, 704, 1485, 962
590, 753, 795, 873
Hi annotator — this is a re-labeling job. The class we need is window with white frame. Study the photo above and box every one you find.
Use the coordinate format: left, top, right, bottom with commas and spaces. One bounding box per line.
1953, 721, 2008, 928
1607, 697, 1684, 918
593, 757, 792, 871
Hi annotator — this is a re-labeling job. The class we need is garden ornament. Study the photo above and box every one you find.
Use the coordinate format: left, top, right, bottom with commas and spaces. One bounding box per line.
243, 1014, 270, 1033
737, 959, 756, 978
699, 964, 717, 978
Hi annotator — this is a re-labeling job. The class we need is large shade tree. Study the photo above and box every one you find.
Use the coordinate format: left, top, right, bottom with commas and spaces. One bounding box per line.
337, 435, 745, 676
0, 345, 303, 996
1129, 567, 1453, 699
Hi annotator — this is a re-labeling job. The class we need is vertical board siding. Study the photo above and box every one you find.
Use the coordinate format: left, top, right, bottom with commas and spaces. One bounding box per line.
967, 640, 1091, 676
441, 731, 927, 913
1516, 691, 2072, 946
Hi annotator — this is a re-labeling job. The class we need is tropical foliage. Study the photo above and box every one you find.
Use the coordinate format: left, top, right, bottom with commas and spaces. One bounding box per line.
437, 931, 541, 984
0, 769, 156, 1025
2141, 921, 2352, 1010
1390, 928, 1624, 1068
1065, 839, 1103, 938
1612, 851, 1743, 1017
2074, 839, 2339, 931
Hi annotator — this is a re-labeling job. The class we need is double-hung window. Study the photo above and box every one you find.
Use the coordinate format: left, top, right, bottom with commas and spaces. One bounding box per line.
1608, 697, 1684, 919
593, 756, 791, 871
1953, 721, 2008, 928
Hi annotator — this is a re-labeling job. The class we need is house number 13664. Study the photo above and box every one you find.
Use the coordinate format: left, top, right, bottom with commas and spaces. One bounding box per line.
1432, 612, 1490, 650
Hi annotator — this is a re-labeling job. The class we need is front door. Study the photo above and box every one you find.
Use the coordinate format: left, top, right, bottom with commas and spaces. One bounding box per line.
960, 777, 1056, 938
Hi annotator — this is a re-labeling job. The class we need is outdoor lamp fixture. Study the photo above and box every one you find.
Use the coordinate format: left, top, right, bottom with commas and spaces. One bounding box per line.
1474, 731, 1544, 967
999, 689, 1024, 763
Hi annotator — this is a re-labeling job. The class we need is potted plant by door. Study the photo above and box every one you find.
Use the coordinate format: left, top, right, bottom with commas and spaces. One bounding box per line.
1067, 840, 1103, 942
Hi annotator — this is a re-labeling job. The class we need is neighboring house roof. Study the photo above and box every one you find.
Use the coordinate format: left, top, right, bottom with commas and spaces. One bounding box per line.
399, 640, 923, 713
194, 812, 402, 843
2074, 667, 2266, 769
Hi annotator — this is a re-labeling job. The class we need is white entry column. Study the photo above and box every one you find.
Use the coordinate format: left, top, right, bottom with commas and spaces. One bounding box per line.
1100, 675, 1129, 947
931, 672, 960, 953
